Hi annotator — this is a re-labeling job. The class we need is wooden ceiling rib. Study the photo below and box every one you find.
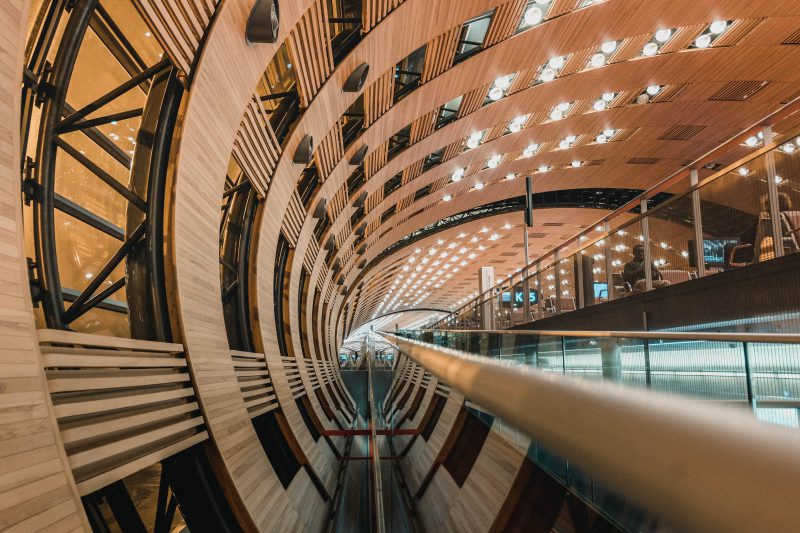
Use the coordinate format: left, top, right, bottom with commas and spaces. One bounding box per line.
232, 95, 281, 197
287, 0, 335, 107
364, 68, 396, 126
420, 26, 462, 84
131, 0, 220, 76
484, 0, 526, 47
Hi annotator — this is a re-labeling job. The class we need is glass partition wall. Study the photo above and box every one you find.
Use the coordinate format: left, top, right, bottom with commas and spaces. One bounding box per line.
434, 126, 800, 329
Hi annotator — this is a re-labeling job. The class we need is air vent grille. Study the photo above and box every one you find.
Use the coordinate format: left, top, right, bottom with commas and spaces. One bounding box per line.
709, 81, 769, 101
628, 157, 661, 165
529, 233, 548, 238
658, 124, 706, 141
585, 159, 604, 166
542, 222, 564, 227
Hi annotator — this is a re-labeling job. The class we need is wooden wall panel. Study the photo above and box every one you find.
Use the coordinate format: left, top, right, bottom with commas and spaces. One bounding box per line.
170, 0, 322, 528
0, 2, 89, 530
132, 0, 221, 78
232, 94, 282, 197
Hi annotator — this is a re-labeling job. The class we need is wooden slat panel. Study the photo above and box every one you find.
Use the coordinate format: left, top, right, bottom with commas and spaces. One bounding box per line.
365, 188, 384, 213
314, 119, 345, 180
484, 0, 526, 47
712, 18, 765, 47
362, 0, 405, 32
402, 159, 425, 184
38, 331, 206, 494
327, 183, 349, 220
231, 352, 280, 417
364, 141, 389, 178
131, 0, 221, 77
282, 190, 307, 247
659, 24, 707, 54
458, 83, 492, 118
420, 26, 461, 84
546, 0, 580, 18
287, 0, 335, 107
364, 68, 396, 126
232, 94, 282, 197
409, 110, 438, 144
442, 139, 465, 162
507, 66, 539, 95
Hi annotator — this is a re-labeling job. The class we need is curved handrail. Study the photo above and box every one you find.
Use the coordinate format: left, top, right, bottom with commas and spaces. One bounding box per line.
382, 332, 800, 532
406, 328, 800, 344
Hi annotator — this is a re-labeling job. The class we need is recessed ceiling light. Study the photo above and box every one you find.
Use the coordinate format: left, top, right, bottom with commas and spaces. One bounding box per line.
646, 85, 661, 95
695, 34, 712, 48
709, 20, 728, 35
655, 29, 672, 42
601, 40, 617, 54
642, 42, 658, 56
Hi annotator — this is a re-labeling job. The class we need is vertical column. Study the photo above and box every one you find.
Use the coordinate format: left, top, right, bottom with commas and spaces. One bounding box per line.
604, 221, 614, 301
553, 251, 562, 314
479, 266, 495, 330
600, 338, 622, 382
641, 199, 652, 291
576, 252, 585, 309
690, 169, 706, 277
536, 263, 543, 319
763, 126, 784, 258
522, 225, 531, 322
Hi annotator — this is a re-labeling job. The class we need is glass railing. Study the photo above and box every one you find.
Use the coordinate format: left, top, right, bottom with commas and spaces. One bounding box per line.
396, 329, 800, 428
386, 329, 800, 531
432, 124, 800, 330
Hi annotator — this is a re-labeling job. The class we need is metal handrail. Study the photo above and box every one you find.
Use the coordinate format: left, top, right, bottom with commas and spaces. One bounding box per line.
412, 328, 800, 344
382, 332, 800, 532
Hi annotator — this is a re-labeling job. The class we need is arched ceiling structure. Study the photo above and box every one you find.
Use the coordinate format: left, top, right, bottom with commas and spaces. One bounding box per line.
287, 1, 800, 340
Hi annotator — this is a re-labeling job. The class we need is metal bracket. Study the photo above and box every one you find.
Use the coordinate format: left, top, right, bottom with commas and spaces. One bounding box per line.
27, 258, 43, 306
23, 157, 38, 206
35, 63, 53, 107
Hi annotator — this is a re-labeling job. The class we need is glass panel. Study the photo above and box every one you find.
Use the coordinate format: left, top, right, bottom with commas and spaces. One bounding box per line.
772, 143, 800, 256
646, 194, 696, 287
698, 152, 771, 273
608, 220, 644, 297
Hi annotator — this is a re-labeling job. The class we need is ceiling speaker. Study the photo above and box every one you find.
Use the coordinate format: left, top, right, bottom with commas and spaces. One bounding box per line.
293, 135, 313, 164
343, 63, 370, 92
349, 145, 368, 166
313, 198, 327, 219
246, 0, 279, 44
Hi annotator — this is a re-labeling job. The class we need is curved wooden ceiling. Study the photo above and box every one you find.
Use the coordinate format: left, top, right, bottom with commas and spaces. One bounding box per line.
287, 1, 800, 334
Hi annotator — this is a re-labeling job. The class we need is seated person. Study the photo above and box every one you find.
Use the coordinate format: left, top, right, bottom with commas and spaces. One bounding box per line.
622, 244, 670, 293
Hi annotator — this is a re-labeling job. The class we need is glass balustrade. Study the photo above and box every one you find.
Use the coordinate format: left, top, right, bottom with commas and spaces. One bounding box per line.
433, 128, 800, 329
